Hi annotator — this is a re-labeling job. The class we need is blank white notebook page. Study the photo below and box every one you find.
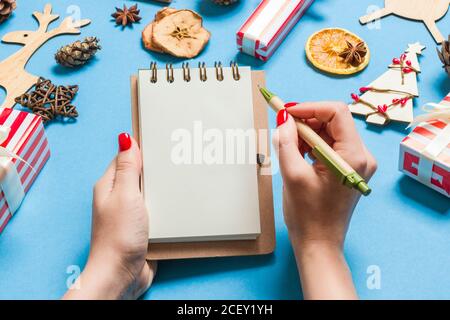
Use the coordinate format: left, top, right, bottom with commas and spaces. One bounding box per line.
138, 66, 261, 243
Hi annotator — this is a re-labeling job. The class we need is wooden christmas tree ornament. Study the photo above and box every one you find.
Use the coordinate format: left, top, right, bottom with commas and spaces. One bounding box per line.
0, 3, 90, 109
359, 0, 450, 44
349, 43, 425, 126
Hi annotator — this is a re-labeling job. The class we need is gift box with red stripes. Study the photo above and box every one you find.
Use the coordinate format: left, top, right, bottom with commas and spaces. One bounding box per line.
0, 108, 50, 233
237, 0, 314, 61
399, 94, 450, 197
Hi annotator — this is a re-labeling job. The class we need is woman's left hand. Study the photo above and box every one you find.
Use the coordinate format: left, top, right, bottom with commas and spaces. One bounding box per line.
63, 133, 156, 300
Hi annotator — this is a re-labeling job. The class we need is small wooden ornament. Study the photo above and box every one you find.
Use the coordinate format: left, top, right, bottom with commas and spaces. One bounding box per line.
349, 43, 425, 126
0, 4, 90, 109
359, 0, 450, 44
15, 78, 79, 124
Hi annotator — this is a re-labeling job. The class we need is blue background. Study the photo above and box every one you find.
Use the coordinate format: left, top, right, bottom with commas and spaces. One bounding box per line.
0, 0, 449, 299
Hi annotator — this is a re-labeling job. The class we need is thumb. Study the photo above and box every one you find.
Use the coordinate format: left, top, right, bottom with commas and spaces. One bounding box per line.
273, 110, 312, 185
114, 133, 142, 193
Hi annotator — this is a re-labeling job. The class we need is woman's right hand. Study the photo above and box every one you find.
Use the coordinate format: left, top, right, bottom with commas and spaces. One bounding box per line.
273, 101, 377, 299
275, 101, 377, 249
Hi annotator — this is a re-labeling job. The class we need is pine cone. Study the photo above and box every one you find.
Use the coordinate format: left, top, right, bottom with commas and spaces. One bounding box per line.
55, 37, 101, 68
437, 35, 450, 77
0, 0, 16, 24
212, 0, 238, 5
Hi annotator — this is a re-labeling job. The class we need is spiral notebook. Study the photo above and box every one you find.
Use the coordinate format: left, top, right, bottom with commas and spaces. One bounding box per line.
137, 63, 263, 244
131, 64, 274, 259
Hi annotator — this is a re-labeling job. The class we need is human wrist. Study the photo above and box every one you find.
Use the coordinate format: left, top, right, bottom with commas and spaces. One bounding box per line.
291, 238, 357, 300
64, 253, 134, 300
91, 253, 135, 297
290, 236, 344, 260
293, 240, 346, 285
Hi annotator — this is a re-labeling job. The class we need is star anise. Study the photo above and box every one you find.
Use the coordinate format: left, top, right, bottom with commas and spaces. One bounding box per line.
339, 41, 367, 66
111, 4, 141, 27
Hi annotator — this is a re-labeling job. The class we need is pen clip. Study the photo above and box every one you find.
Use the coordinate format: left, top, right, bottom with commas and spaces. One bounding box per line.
311, 146, 371, 196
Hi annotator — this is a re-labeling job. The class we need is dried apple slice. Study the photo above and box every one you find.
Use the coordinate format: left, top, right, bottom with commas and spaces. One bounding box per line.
142, 22, 163, 52
151, 9, 210, 58
142, 7, 177, 53
155, 7, 177, 21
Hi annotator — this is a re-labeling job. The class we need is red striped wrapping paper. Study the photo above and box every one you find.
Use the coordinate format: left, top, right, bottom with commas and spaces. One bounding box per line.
399, 94, 450, 197
237, 0, 314, 61
0, 108, 50, 233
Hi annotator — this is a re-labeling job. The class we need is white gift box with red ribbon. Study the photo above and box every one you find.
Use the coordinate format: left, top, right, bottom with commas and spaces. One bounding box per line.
0, 108, 50, 233
237, 0, 314, 61
399, 94, 450, 197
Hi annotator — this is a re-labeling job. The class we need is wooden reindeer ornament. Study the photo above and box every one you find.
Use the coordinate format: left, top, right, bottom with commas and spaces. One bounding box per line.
360, 0, 450, 44
0, 3, 90, 109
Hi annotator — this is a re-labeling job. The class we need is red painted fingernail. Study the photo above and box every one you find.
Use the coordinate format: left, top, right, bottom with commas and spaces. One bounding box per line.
284, 102, 299, 108
118, 132, 132, 151
276, 109, 288, 127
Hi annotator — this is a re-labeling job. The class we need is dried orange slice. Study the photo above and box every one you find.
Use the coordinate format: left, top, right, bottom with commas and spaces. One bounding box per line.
305, 28, 370, 75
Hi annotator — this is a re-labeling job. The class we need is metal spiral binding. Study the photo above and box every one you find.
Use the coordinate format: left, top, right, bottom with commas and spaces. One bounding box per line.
166, 63, 174, 83
182, 62, 191, 82
198, 62, 207, 82
256, 154, 265, 167
215, 61, 224, 81
150, 62, 157, 83
149, 61, 241, 83
230, 61, 240, 81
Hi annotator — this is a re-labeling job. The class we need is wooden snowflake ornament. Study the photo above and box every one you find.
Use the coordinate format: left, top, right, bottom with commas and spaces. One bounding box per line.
348, 43, 425, 126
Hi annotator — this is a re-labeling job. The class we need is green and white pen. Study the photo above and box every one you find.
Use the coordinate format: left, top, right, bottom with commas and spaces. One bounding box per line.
260, 86, 371, 196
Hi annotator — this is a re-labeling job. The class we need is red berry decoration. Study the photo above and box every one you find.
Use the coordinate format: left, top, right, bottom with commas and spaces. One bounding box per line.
377, 104, 388, 114
390, 54, 418, 85
351, 93, 360, 102
400, 97, 409, 106
359, 86, 371, 93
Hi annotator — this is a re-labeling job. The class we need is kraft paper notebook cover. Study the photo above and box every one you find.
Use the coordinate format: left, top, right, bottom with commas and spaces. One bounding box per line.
130, 66, 275, 260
